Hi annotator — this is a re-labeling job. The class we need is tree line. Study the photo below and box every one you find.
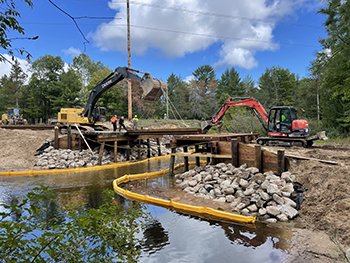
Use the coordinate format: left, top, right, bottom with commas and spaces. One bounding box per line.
1, 0, 349, 138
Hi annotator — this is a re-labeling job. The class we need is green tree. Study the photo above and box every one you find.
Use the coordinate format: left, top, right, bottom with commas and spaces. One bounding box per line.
0, 186, 150, 262
0, 60, 27, 113
216, 67, 244, 105
0, 0, 33, 62
257, 66, 297, 108
315, 0, 350, 131
163, 73, 193, 119
25, 55, 82, 121
190, 65, 217, 119
71, 54, 105, 102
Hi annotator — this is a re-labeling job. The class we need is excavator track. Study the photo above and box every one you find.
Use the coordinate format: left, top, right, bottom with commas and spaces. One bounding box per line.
256, 137, 309, 147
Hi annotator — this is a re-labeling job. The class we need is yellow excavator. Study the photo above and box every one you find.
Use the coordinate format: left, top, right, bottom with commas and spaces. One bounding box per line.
57, 67, 166, 132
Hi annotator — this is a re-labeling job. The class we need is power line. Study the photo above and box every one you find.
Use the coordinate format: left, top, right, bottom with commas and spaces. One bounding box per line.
74, 0, 323, 29
48, 0, 90, 52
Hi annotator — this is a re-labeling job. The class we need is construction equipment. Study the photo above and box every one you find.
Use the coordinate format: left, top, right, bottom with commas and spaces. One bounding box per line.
58, 67, 166, 131
201, 97, 327, 147
1, 108, 28, 125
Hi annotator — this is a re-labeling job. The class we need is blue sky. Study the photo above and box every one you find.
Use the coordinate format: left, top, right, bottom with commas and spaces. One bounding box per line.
1, 0, 327, 84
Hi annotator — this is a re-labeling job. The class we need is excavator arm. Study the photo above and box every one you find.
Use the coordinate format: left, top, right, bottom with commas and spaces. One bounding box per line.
81, 67, 166, 123
201, 97, 269, 133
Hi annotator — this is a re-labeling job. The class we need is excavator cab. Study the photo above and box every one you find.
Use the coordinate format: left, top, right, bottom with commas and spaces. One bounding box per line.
267, 106, 310, 137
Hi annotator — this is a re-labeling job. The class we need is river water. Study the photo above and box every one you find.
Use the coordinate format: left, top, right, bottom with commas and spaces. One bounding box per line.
0, 158, 293, 263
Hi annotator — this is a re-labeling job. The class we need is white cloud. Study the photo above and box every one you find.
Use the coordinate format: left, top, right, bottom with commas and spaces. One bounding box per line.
184, 75, 194, 84
91, 0, 312, 70
0, 54, 31, 80
62, 46, 81, 58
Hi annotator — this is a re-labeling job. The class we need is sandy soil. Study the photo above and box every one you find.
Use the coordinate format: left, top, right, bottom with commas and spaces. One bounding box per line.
0, 127, 349, 261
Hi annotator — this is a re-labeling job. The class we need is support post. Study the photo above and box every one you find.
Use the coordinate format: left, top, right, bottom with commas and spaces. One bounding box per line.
195, 145, 200, 166
114, 141, 118, 162
231, 138, 238, 167
54, 126, 59, 149
138, 139, 141, 160
98, 142, 105, 165
67, 125, 72, 150
147, 139, 151, 159
169, 147, 176, 176
183, 146, 189, 172
126, 140, 130, 161
156, 138, 162, 156
277, 150, 285, 175
254, 144, 262, 172
78, 135, 82, 151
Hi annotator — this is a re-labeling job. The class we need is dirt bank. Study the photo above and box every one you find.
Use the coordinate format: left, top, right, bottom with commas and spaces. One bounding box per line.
0, 127, 349, 261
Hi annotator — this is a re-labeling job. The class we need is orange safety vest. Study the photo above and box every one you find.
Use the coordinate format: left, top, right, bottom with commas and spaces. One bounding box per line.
111, 117, 117, 123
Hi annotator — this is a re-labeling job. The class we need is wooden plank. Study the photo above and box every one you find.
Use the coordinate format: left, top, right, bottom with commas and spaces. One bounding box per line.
231, 139, 238, 167
285, 154, 338, 165
171, 152, 232, 158
217, 142, 231, 155
238, 143, 255, 162
184, 146, 189, 172
114, 141, 118, 162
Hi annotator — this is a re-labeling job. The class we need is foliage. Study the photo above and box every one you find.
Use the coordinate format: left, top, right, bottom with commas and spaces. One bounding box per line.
0, 0, 33, 62
0, 60, 27, 113
219, 107, 267, 135
257, 66, 298, 108
0, 185, 151, 262
315, 0, 350, 132
23, 55, 82, 122
216, 67, 244, 105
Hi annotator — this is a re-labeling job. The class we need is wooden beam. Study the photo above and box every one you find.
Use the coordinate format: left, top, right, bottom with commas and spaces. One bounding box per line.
156, 138, 161, 156
277, 150, 285, 175
184, 146, 189, 172
231, 139, 238, 167
67, 125, 72, 150
285, 154, 338, 165
114, 141, 118, 162
194, 145, 200, 166
54, 127, 59, 149
169, 147, 177, 176
254, 144, 262, 172
171, 152, 232, 158
98, 142, 105, 165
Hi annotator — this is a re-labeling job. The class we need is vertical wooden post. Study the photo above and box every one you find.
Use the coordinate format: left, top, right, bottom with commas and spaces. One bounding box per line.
254, 144, 262, 172
114, 141, 118, 162
169, 147, 176, 176
126, 140, 130, 161
98, 142, 105, 165
67, 125, 72, 150
147, 139, 151, 159
195, 145, 200, 166
231, 138, 238, 167
54, 126, 59, 149
137, 140, 141, 160
78, 135, 82, 151
156, 138, 161, 156
277, 149, 285, 175
183, 146, 189, 172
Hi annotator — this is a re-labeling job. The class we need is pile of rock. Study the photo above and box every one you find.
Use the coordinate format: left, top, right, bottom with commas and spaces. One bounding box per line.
175, 163, 300, 223
35, 137, 175, 170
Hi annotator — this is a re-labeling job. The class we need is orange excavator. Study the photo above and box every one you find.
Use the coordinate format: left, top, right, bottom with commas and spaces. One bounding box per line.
201, 97, 327, 147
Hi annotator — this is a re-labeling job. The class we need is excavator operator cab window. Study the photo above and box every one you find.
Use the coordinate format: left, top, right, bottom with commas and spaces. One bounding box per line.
268, 108, 292, 133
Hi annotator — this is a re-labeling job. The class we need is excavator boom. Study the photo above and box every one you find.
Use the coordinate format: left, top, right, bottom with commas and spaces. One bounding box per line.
81, 67, 166, 123
202, 97, 269, 133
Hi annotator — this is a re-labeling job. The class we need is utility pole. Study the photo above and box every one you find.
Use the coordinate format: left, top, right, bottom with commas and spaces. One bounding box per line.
127, 0, 132, 120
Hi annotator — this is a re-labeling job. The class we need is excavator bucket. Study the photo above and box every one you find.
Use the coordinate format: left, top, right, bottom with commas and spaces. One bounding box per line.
141, 75, 167, 103
316, 131, 328, 141
201, 120, 214, 133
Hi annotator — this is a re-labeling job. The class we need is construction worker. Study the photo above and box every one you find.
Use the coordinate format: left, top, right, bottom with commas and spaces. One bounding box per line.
132, 115, 138, 130
119, 116, 126, 131
164, 113, 167, 120
111, 115, 117, 131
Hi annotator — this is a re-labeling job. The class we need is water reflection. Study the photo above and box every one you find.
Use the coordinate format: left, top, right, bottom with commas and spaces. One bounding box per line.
0, 158, 292, 262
